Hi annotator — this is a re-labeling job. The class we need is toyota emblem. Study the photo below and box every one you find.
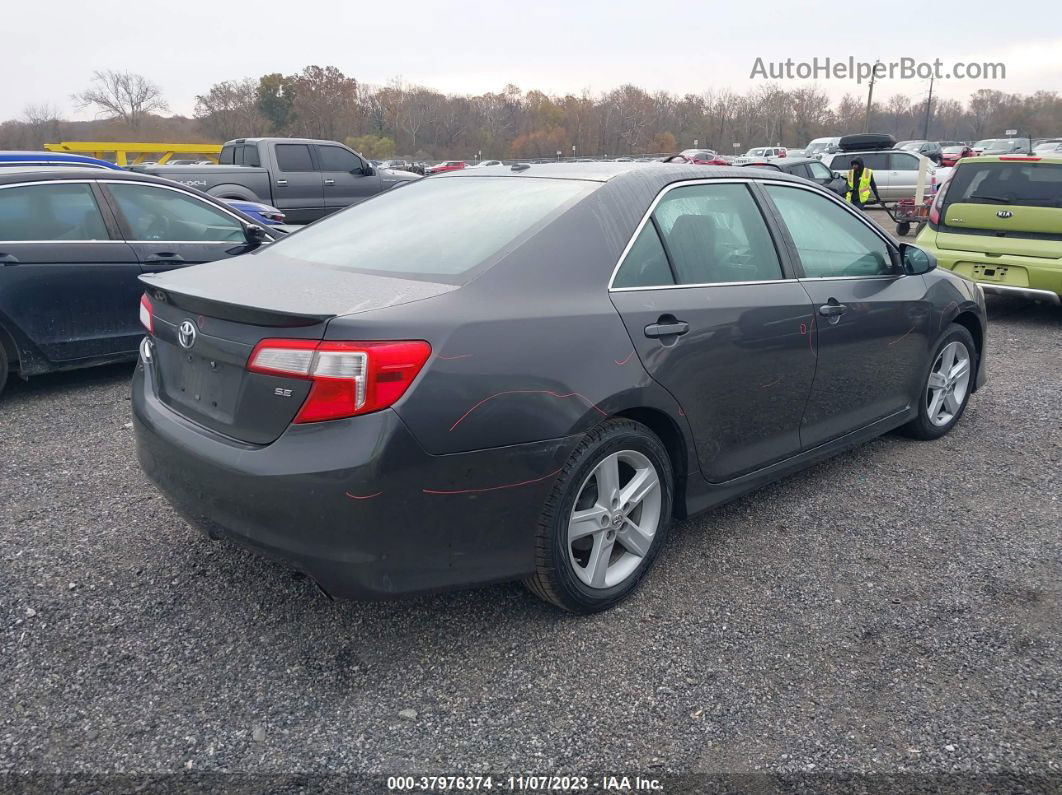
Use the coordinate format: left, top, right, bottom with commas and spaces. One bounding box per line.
177, 320, 198, 350
996, 210, 1013, 218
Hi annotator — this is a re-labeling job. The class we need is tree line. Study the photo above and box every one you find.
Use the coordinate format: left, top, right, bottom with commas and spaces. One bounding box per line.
3, 67, 1060, 160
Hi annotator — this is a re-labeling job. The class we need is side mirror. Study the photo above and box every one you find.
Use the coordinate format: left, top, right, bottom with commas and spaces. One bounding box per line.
832, 171, 842, 179
900, 243, 936, 275
356, 164, 374, 176
244, 224, 267, 247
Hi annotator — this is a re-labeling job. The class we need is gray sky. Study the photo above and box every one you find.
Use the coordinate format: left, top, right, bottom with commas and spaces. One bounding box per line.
5, 0, 1061, 121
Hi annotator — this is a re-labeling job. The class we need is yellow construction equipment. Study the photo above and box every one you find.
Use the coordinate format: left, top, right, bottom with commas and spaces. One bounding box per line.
43, 141, 222, 166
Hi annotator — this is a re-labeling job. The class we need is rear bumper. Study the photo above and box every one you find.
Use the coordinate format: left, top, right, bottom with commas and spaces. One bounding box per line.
978, 284, 1061, 304
918, 236, 1062, 300
132, 360, 577, 599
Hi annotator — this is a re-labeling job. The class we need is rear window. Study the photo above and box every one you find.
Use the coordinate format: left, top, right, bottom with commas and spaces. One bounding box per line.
266, 176, 598, 282
947, 162, 1062, 208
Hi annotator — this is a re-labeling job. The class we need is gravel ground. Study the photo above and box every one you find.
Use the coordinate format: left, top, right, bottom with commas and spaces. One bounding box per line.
1, 295, 1059, 790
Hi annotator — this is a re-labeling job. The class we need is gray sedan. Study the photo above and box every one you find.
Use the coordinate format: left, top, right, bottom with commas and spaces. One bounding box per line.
132, 163, 987, 612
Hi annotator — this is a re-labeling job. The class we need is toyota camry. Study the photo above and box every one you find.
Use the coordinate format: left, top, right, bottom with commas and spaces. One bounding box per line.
133, 163, 987, 612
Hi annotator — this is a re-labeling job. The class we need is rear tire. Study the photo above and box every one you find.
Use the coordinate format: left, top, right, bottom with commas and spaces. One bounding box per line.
899, 323, 977, 440
896, 222, 911, 237
524, 419, 673, 613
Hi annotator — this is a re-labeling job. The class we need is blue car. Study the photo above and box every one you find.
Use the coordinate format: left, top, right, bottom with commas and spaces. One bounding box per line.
219, 198, 286, 225
0, 151, 124, 170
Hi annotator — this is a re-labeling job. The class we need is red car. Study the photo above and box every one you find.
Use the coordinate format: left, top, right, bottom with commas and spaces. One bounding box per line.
939, 145, 973, 168
663, 150, 730, 166
427, 160, 467, 175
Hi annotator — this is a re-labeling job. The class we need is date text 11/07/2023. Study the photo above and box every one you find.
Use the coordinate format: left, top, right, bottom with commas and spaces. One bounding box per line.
387, 775, 664, 792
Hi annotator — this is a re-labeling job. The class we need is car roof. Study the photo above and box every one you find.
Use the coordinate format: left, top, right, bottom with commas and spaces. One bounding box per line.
958, 154, 1062, 165
434, 161, 813, 191
0, 168, 186, 187
0, 151, 123, 169
744, 157, 822, 167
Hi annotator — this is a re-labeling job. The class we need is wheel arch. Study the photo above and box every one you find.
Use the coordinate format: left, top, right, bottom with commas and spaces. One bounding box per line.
951, 310, 983, 390
0, 318, 23, 372
207, 185, 259, 202
612, 406, 690, 519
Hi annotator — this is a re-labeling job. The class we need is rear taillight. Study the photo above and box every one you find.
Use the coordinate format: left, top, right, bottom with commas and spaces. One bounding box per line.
929, 178, 950, 226
1000, 156, 1040, 161
139, 293, 153, 333
247, 339, 431, 423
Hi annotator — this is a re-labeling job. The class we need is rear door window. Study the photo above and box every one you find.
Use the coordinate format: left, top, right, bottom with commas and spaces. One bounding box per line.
832, 153, 888, 171
106, 183, 246, 242
275, 144, 314, 172
613, 222, 674, 288
651, 183, 783, 285
0, 182, 110, 241
947, 161, 1062, 208
889, 152, 922, 171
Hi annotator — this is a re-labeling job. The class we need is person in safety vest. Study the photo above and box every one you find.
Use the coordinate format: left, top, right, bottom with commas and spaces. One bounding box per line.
845, 156, 882, 209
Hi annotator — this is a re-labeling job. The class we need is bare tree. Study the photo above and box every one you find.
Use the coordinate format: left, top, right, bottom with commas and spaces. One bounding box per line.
73, 70, 168, 128
195, 79, 267, 141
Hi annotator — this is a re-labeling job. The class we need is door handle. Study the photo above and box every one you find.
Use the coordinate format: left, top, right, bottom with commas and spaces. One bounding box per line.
0, 253, 19, 265
324, 178, 335, 185
818, 300, 847, 317
644, 319, 689, 338
276, 179, 288, 186
144, 253, 185, 264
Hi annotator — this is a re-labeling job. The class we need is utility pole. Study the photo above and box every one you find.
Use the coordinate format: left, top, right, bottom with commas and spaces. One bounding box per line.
923, 76, 935, 139
863, 60, 882, 133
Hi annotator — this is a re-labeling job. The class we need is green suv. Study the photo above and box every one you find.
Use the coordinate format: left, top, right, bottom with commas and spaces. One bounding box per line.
916, 155, 1062, 303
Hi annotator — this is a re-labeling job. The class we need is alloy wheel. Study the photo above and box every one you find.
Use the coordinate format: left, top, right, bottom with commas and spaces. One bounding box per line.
567, 450, 662, 589
926, 341, 972, 427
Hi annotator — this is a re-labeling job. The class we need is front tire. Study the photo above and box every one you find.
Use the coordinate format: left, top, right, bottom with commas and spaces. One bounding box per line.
899, 323, 977, 440
524, 419, 673, 613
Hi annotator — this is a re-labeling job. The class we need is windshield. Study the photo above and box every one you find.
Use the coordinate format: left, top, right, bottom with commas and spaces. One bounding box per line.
976, 139, 1008, 149
942, 146, 965, 154
898, 141, 922, 151
947, 161, 1062, 208
264, 176, 598, 282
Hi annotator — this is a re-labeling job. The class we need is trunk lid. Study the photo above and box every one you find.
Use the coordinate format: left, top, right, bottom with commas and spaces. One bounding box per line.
937, 203, 1062, 256
141, 250, 457, 444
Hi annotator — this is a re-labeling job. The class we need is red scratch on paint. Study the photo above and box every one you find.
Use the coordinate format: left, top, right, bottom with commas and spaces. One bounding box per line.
449, 390, 607, 432
678, 408, 686, 416
888, 324, 917, 346
423, 467, 564, 495
800, 322, 807, 335
437, 353, 473, 360
614, 351, 635, 365
345, 491, 383, 500
759, 376, 784, 389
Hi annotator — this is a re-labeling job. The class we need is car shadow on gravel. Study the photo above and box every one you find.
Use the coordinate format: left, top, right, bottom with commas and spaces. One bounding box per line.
2, 361, 135, 404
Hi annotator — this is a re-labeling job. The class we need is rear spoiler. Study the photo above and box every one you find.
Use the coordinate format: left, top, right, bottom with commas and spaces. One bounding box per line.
139, 276, 334, 328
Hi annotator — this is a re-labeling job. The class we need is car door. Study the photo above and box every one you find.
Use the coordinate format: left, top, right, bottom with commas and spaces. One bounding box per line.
887, 151, 927, 200
609, 180, 817, 483
761, 183, 931, 448
100, 181, 257, 274
0, 180, 143, 363
270, 143, 325, 223
315, 144, 381, 212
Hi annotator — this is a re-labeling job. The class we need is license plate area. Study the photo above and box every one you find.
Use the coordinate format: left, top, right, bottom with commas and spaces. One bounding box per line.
158, 348, 243, 424
965, 262, 1029, 286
